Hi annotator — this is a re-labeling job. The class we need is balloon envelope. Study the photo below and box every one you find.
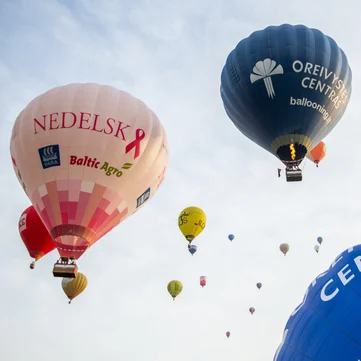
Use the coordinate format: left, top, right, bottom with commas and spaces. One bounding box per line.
306, 141, 326, 166
19, 205, 55, 261
178, 206, 206, 242
221, 24, 352, 167
10, 83, 169, 260
280, 243, 290, 256
317, 236, 323, 245
274, 245, 361, 361
200, 276, 206, 287
256, 282, 262, 289
228, 234, 234, 241
189, 244, 197, 255
62, 272, 87, 303
167, 280, 183, 299
226, 331, 230, 338
249, 307, 255, 314
314, 244, 320, 253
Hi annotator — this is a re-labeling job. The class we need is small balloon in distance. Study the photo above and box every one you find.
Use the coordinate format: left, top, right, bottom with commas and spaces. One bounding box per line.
167, 280, 183, 300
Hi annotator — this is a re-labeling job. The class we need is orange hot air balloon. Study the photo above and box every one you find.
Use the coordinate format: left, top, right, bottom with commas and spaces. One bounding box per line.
10, 83, 169, 278
19, 206, 55, 269
226, 331, 231, 338
306, 141, 326, 167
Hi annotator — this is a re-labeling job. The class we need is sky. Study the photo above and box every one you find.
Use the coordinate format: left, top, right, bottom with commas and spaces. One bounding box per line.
1, 0, 361, 360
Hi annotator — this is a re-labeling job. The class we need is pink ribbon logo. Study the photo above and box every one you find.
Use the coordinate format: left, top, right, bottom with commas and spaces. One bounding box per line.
125, 128, 145, 159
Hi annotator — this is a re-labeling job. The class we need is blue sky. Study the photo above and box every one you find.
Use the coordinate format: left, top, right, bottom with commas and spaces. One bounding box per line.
1, 1, 361, 360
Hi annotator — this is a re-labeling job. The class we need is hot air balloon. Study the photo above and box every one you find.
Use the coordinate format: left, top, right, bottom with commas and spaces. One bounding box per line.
178, 206, 206, 245
220, 24, 352, 182
10, 83, 169, 278
306, 141, 326, 167
226, 331, 231, 338
188, 244, 197, 256
167, 280, 183, 300
314, 244, 320, 253
228, 234, 234, 241
19, 205, 55, 269
256, 282, 262, 289
61, 272, 88, 304
249, 307, 255, 315
317, 236, 323, 245
200, 276, 207, 288
280, 243, 290, 256
273, 245, 361, 361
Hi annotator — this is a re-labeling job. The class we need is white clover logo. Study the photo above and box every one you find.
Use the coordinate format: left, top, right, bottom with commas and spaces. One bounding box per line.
250, 58, 284, 99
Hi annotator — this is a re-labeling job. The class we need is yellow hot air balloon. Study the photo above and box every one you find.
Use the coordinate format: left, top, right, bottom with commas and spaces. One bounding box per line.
167, 280, 183, 300
178, 206, 206, 244
61, 272, 88, 304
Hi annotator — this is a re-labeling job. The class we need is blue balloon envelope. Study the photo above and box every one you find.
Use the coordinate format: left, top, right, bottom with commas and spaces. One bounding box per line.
274, 245, 361, 361
228, 234, 234, 241
188, 244, 197, 255
221, 24, 352, 170
317, 236, 323, 245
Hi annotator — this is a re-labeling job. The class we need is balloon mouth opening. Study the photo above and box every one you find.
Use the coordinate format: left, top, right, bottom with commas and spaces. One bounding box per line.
52, 232, 90, 259
186, 235, 195, 242
277, 143, 307, 166
33, 253, 44, 262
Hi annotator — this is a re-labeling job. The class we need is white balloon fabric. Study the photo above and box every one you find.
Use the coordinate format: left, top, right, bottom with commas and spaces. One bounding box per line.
10, 83, 169, 259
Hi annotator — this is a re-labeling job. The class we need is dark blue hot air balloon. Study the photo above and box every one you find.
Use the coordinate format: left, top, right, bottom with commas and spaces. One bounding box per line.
228, 234, 234, 241
274, 245, 361, 361
188, 244, 197, 255
221, 24, 352, 182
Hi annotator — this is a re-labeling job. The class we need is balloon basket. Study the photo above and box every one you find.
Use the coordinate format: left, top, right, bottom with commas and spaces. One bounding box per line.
53, 258, 78, 278
285, 168, 302, 182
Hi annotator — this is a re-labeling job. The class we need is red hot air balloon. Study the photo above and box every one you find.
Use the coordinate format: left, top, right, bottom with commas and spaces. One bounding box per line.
226, 331, 231, 338
19, 206, 55, 269
200, 276, 206, 288
249, 307, 255, 315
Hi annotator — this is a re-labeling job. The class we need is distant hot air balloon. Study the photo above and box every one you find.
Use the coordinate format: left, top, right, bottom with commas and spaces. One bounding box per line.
61, 272, 88, 304
317, 236, 323, 245
226, 331, 231, 338
314, 245, 320, 253
280, 243, 290, 256
220, 24, 352, 182
178, 206, 206, 244
306, 141, 326, 167
249, 307, 255, 315
273, 245, 361, 361
10, 83, 169, 278
188, 244, 197, 256
200, 276, 207, 288
228, 234, 234, 241
167, 280, 183, 300
256, 282, 262, 289
19, 205, 55, 269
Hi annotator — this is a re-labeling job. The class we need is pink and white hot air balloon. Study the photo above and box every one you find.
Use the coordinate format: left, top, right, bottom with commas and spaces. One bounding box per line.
200, 276, 206, 288
10, 83, 169, 277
